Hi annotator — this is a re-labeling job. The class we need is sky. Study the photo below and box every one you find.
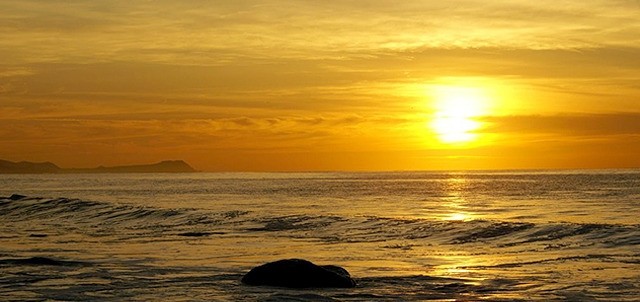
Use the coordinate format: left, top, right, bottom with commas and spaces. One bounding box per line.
1, 0, 640, 171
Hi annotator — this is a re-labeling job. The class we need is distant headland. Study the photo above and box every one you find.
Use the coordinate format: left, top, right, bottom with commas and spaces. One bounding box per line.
0, 159, 197, 174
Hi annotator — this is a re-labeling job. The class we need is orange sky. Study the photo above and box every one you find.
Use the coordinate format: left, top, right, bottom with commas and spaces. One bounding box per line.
1, 1, 639, 171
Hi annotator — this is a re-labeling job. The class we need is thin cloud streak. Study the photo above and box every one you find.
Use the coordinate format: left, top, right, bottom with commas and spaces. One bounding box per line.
1, 1, 639, 64
482, 113, 640, 136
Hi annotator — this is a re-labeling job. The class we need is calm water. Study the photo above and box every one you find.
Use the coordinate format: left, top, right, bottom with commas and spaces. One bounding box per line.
0, 171, 639, 301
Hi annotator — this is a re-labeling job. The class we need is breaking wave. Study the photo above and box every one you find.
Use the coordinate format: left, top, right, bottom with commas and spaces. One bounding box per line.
2, 195, 637, 249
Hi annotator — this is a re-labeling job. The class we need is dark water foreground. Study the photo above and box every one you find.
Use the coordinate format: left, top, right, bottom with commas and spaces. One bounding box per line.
0, 171, 639, 301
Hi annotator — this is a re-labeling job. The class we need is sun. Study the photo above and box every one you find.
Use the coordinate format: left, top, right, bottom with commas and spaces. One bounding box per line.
429, 85, 488, 144
432, 115, 479, 143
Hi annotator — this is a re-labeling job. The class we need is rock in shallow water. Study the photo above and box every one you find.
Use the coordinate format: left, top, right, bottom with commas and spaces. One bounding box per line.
9, 194, 27, 200
242, 259, 356, 288
0, 257, 84, 266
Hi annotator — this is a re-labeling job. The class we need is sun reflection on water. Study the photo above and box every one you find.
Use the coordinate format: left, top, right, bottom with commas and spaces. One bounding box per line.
427, 175, 486, 280
444, 212, 469, 221
431, 255, 486, 281
439, 175, 475, 222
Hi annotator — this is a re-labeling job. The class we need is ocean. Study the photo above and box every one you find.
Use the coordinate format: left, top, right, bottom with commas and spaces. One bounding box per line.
0, 171, 638, 301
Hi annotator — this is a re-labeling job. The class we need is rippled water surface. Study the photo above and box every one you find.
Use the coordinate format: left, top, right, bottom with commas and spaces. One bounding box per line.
1, 171, 639, 301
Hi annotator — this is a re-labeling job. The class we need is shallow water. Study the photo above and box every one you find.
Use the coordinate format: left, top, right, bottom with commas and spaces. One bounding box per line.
1, 171, 639, 301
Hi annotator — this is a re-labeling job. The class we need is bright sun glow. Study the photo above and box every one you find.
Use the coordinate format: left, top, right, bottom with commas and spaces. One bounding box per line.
430, 85, 489, 144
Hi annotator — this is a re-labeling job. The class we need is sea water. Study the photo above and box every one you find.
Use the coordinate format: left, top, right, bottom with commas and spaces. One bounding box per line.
0, 171, 638, 301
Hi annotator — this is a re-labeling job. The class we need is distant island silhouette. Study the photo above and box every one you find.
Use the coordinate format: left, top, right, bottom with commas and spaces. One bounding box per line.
0, 159, 197, 174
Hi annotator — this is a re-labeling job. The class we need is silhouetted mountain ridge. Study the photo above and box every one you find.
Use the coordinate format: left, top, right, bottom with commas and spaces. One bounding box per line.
0, 160, 61, 173
0, 159, 196, 174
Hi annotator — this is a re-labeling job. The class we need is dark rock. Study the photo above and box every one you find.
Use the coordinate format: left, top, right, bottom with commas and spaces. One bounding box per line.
0, 257, 83, 266
21, 257, 66, 266
9, 194, 27, 200
242, 259, 356, 288
29, 234, 48, 238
